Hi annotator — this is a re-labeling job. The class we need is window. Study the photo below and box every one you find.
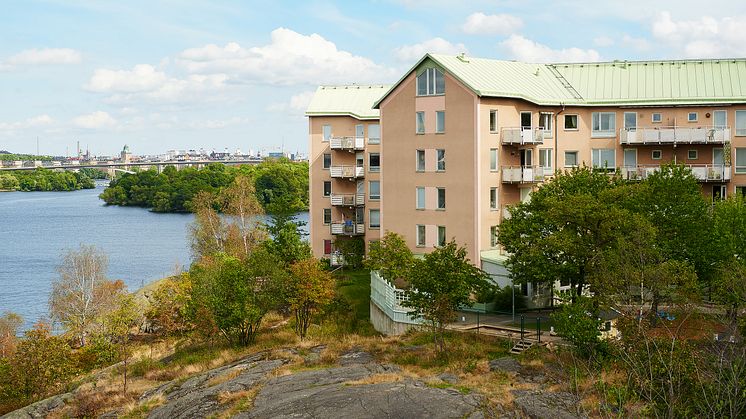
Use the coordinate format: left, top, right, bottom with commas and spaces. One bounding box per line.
369, 153, 380, 172
564, 114, 578, 130
322, 125, 331, 141
369, 209, 380, 229
323, 181, 331, 197
436, 149, 445, 171
323, 208, 331, 225
539, 149, 552, 171
652, 113, 662, 123
436, 111, 445, 133
416, 187, 425, 209
652, 150, 662, 160
490, 226, 498, 247
490, 187, 498, 210
368, 124, 380, 144
437, 188, 446, 209
624, 112, 637, 129
736, 186, 746, 198
564, 151, 578, 167
490, 149, 498, 171
539, 112, 552, 136
416, 150, 425, 171
489, 110, 498, 133
520, 111, 532, 129
323, 239, 332, 255
592, 148, 616, 170
323, 153, 331, 169
688, 112, 698, 122
591, 112, 616, 137
369, 181, 380, 200
416, 67, 445, 96
736, 111, 746, 136
416, 225, 426, 246
688, 150, 698, 160
438, 226, 446, 247
416, 111, 425, 134
736, 148, 746, 174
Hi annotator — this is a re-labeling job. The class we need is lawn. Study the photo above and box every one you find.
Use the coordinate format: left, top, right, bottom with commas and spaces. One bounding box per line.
334, 268, 371, 323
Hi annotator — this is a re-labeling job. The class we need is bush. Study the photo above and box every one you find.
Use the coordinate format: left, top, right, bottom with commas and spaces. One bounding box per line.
550, 296, 605, 358
477, 285, 526, 312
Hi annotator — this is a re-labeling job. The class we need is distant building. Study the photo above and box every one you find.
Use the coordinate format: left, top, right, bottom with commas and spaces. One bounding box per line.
120, 145, 132, 163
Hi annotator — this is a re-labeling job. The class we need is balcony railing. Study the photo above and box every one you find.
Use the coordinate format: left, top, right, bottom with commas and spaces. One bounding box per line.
329, 136, 365, 151
329, 252, 346, 267
330, 165, 364, 179
370, 271, 420, 325
620, 126, 730, 145
501, 127, 546, 145
330, 221, 365, 235
501, 165, 546, 183
621, 164, 731, 182
330, 193, 365, 206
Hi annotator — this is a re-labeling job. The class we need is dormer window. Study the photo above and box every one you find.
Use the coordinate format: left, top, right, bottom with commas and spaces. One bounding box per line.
416, 68, 445, 96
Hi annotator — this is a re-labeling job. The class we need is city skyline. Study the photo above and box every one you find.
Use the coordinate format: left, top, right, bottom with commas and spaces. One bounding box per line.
2, 0, 746, 155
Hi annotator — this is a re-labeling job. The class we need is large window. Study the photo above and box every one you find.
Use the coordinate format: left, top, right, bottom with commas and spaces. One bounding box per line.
369, 209, 380, 229
490, 148, 498, 171
437, 188, 446, 209
369, 153, 380, 172
369, 181, 380, 200
438, 226, 446, 247
323, 208, 331, 225
490, 187, 498, 210
416, 111, 425, 134
489, 110, 498, 133
436, 149, 445, 171
416, 67, 445, 96
564, 151, 578, 167
416, 187, 425, 209
539, 149, 552, 171
323, 153, 331, 169
416, 150, 425, 171
592, 148, 616, 171
591, 112, 616, 137
736, 111, 746, 136
323, 181, 331, 197
436, 111, 445, 133
624, 112, 637, 129
368, 124, 380, 144
736, 148, 746, 174
416, 225, 426, 247
564, 114, 578, 130
322, 124, 331, 141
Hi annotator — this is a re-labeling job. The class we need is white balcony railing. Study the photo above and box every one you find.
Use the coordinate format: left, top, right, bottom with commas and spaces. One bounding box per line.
501, 165, 547, 183
621, 164, 731, 182
370, 271, 421, 325
329, 252, 346, 267
501, 127, 546, 145
329, 136, 365, 151
330, 193, 365, 206
330, 221, 365, 235
620, 126, 730, 145
330, 165, 364, 179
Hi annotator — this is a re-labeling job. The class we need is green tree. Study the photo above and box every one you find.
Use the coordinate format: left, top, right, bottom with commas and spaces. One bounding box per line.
288, 258, 335, 339
264, 212, 311, 266
0, 174, 19, 191
365, 231, 414, 282
550, 296, 603, 357
403, 240, 491, 353
101, 294, 142, 395
0, 312, 22, 358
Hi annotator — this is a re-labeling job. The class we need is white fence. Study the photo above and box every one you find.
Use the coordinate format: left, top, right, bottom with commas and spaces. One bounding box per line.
370, 271, 421, 325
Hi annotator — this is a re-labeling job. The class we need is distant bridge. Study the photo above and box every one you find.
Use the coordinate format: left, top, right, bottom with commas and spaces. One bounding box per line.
0, 159, 263, 174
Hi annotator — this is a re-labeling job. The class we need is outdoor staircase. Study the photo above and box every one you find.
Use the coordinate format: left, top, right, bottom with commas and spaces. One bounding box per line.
509, 340, 534, 355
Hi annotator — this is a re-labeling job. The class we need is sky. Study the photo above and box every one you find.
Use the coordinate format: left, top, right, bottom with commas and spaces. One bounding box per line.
2, 0, 746, 157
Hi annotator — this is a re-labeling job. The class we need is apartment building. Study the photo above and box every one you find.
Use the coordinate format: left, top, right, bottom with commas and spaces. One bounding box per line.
306, 85, 389, 264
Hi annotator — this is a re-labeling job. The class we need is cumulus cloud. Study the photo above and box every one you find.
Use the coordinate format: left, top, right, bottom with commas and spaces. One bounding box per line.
393, 38, 468, 62
176, 28, 395, 85
73, 111, 117, 129
593, 36, 615, 47
651, 11, 746, 57
499, 35, 601, 63
267, 90, 316, 113
86, 64, 167, 93
0, 48, 81, 70
461, 12, 523, 36
0, 115, 54, 131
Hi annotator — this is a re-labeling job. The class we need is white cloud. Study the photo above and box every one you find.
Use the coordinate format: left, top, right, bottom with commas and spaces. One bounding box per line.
267, 90, 316, 113
651, 11, 746, 57
0, 115, 54, 131
499, 35, 601, 63
1, 48, 81, 70
393, 38, 468, 62
73, 111, 117, 129
176, 28, 395, 85
593, 36, 615, 47
86, 64, 168, 93
461, 12, 523, 36
621, 34, 652, 52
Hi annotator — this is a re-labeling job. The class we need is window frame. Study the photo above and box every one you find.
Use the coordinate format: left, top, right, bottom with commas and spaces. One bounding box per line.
489, 148, 498, 171
564, 114, 578, 131
652, 113, 663, 123
437, 226, 446, 247
539, 148, 552, 171
368, 124, 380, 144
416, 149, 425, 172
687, 149, 698, 160
322, 124, 332, 141
436, 187, 446, 210
416, 224, 426, 247
369, 209, 380, 229
416, 67, 445, 96
323, 181, 331, 197
322, 153, 331, 169
564, 151, 578, 168
736, 111, 746, 136
539, 112, 553, 137
652, 150, 663, 160
368, 152, 380, 172
592, 148, 616, 171
436, 149, 445, 172
490, 226, 498, 247
322, 208, 331, 225
490, 187, 498, 210
369, 180, 380, 201
435, 111, 445, 133
736, 148, 746, 174
416, 111, 425, 134
623, 112, 637, 130
688, 112, 698, 122
416, 186, 425, 210
489, 110, 498, 133
591, 112, 616, 138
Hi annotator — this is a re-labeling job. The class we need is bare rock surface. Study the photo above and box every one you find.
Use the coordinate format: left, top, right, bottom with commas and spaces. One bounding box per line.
511, 389, 586, 419
0, 392, 73, 419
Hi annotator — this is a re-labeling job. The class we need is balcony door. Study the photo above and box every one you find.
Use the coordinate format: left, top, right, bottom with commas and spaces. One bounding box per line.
520, 112, 532, 129
714, 110, 727, 129
520, 149, 533, 167
713, 185, 727, 202
713, 148, 724, 166
355, 124, 365, 139
355, 207, 365, 224
356, 152, 364, 168
356, 180, 364, 201
623, 149, 637, 167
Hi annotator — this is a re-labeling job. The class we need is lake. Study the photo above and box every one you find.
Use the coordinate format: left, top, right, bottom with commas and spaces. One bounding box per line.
0, 183, 308, 331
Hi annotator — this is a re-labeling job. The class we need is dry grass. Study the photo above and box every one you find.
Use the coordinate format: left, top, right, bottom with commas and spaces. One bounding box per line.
205, 367, 244, 387
215, 386, 262, 418
345, 373, 405, 386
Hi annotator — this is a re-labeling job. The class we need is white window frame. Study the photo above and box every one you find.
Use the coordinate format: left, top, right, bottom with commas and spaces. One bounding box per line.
539, 149, 552, 171
416, 224, 426, 247
369, 209, 380, 229
591, 112, 616, 138
369, 180, 380, 200
436, 149, 445, 171
490, 148, 498, 171
436, 111, 445, 133
416, 187, 425, 209
322, 124, 332, 141
437, 187, 446, 210
416, 67, 445, 96
564, 114, 578, 131
688, 112, 698, 122
368, 152, 380, 172
323, 208, 331, 225
490, 187, 498, 210
652, 150, 663, 160
564, 151, 578, 167
687, 150, 698, 160
416, 111, 425, 134
539, 112, 553, 137
416, 149, 425, 172
489, 110, 498, 133
736, 111, 746, 136
592, 148, 616, 171
323, 181, 331, 197
490, 226, 498, 247
736, 148, 746, 174
323, 153, 331, 169
624, 112, 637, 130
520, 111, 533, 129
652, 113, 662, 123
437, 226, 446, 247
368, 124, 380, 144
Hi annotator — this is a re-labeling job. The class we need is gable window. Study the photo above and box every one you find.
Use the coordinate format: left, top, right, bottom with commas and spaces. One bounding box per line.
416, 150, 425, 171
592, 112, 616, 137
416, 67, 445, 96
688, 150, 698, 160
416, 111, 425, 134
652, 113, 662, 123
416, 225, 426, 247
490, 148, 498, 171
564, 114, 578, 130
322, 125, 332, 141
323, 153, 331, 169
736, 111, 746, 136
368, 124, 380, 144
416, 187, 425, 209
490, 187, 498, 210
736, 148, 746, 173
436, 111, 445, 133
688, 112, 698, 122
489, 110, 498, 133
436, 149, 445, 171
437, 188, 446, 209
323, 181, 331, 197
369, 181, 380, 200
564, 151, 578, 167
592, 149, 616, 171
369, 153, 380, 172
438, 226, 446, 247
369, 209, 380, 229
652, 150, 662, 160
323, 208, 331, 225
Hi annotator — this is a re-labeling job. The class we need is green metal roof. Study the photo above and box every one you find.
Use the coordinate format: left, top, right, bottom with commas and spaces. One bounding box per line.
305, 85, 389, 120
373, 54, 746, 108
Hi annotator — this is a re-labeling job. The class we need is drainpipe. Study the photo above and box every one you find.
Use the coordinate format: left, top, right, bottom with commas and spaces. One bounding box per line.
554, 103, 565, 172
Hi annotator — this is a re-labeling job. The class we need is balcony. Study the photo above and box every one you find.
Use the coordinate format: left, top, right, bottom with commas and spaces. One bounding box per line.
331, 221, 365, 236
501, 127, 546, 145
501, 166, 546, 183
330, 193, 365, 206
329, 252, 346, 267
330, 136, 365, 151
621, 164, 731, 182
330, 165, 364, 179
620, 126, 730, 145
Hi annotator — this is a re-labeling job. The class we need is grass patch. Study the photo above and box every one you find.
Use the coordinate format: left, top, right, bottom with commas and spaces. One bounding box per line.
426, 382, 472, 394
